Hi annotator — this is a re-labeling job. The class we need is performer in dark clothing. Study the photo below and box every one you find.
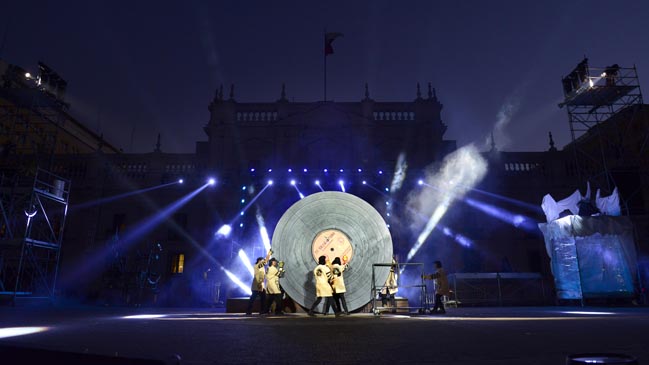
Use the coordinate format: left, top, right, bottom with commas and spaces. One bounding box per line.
422, 260, 449, 314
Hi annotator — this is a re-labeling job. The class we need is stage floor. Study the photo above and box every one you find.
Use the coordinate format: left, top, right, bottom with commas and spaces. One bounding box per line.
1, 306, 648, 364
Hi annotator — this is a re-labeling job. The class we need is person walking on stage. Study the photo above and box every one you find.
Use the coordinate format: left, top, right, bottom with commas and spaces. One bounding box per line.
245, 249, 272, 315
422, 260, 449, 314
331, 257, 350, 315
263, 258, 284, 315
308, 256, 339, 316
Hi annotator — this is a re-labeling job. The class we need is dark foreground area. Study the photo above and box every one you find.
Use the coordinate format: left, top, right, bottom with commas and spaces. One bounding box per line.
0, 306, 647, 364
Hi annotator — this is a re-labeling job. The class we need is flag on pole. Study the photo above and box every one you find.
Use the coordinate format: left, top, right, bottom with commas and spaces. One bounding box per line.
324, 32, 344, 55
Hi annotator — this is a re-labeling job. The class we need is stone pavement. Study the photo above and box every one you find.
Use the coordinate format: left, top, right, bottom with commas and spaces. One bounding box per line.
0, 306, 647, 364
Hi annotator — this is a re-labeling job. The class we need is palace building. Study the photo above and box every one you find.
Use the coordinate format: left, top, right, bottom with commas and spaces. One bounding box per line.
1, 58, 647, 306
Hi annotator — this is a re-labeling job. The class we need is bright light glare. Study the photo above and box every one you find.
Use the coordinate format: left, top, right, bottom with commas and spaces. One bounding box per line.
25, 72, 31, 78
338, 180, 345, 192
123, 314, 166, 319
290, 180, 296, 186
178, 179, 184, 184
561, 311, 616, 316
406, 145, 487, 262
267, 180, 273, 185
0, 327, 48, 339
238, 249, 254, 276
315, 180, 320, 185
418, 179, 424, 185
362, 180, 366, 185
222, 267, 252, 295
390, 152, 408, 193
208, 178, 216, 186
259, 226, 271, 252
216, 224, 232, 237
256, 211, 272, 252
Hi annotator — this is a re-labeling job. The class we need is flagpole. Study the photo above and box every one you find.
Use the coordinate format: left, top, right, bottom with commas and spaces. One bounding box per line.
323, 29, 327, 102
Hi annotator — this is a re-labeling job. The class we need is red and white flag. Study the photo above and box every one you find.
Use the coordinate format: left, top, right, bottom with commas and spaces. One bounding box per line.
324, 32, 344, 55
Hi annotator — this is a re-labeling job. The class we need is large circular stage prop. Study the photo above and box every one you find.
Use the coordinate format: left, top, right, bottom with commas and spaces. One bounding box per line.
271, 191, 393, 312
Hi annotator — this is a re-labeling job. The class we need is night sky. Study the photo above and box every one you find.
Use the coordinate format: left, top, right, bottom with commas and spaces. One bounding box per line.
2, 0, 648, 154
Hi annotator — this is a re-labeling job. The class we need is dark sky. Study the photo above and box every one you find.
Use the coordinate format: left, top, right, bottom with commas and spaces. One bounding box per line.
2, 0, 648, 154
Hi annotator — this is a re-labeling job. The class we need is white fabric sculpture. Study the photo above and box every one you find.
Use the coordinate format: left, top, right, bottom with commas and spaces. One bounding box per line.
541, 183, 621, 223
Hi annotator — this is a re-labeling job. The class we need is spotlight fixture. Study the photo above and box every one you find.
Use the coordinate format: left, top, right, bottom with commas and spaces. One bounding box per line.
290, 180, 296, 186
250, 168, 255, 172
384, 187, 389, 192
418, 179, 424, 185
267, 168, 272, 172
315, 180, 320, 185
324, 168, 328, 173
178, 179, 184, 184
339, 169, 344, 173
357, 168, 362, 172
239, 223, 244, 227
267, 180, 274, 185
303, 168, 308, 172
241, 199, 245, 203
241, 185, 246, 190
338, 179, 344, 185
25, 72, 32, 79
208, 178, 216, 186
362, 180, 367, 185
288, 168, 292, 172
379, 170, 383, 175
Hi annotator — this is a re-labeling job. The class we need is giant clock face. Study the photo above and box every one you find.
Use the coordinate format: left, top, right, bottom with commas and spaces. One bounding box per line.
311, 229, 353, 265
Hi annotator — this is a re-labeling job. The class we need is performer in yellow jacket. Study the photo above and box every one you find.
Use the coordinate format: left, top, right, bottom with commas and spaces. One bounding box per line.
331, 257, 349, 315
245, 249, 272, 315
380, 259, 398, 313
308, 256, 339, 316
422, 260, 449, 314
263, 258, 284, 315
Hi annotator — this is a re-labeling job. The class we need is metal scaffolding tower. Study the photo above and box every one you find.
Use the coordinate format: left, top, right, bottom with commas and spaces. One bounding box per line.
0, 168, 70, 304
559, 58, 644, 195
